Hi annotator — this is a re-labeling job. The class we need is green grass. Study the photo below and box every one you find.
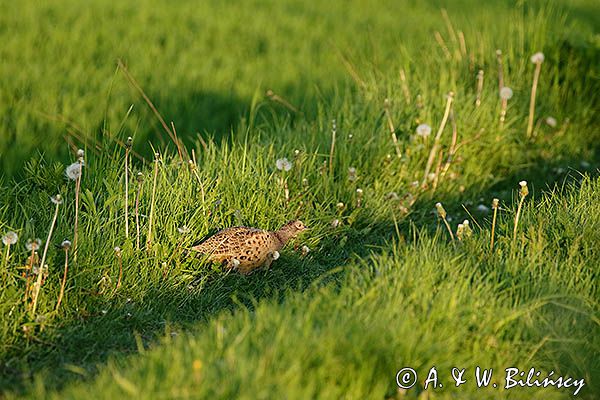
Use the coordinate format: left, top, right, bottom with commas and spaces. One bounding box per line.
0, 0, 599, 398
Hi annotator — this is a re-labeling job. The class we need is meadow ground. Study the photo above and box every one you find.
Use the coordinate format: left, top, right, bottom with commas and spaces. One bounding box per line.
0, 0, 599, 398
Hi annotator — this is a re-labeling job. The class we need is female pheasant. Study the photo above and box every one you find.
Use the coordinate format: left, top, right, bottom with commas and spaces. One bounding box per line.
190, 220, 307, 274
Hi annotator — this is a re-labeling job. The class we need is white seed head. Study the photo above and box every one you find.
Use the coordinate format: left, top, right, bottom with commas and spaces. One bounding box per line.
356, 188, 363, 196
519, 180, 527, 187
416, 124, 432, 138
177, 225, 190, 235
463, 220, 470, 226
492, 198, 500, 209
51, 194, 63, 205
275, 157, 292, 172
331, 219, 340, 228
545, 116, 557, 128
61, 240, 72, 250
26, 238, 42, 251
294, 149, 300, 156
114, 246, 121, 254
231, 258, 240, 267
2, 231, 18, 246
126, 137, 133, 148
530, 52, 545, 64
476, 204, 490, 213
65, 162, 82, 181
301, 245, 310, 257
76, 149, 85, 158
499, 86, 513, 100
336, 202, 345, 210
136, 172, 144, 182
302, 178, 308, 186
272, 251, 280, 260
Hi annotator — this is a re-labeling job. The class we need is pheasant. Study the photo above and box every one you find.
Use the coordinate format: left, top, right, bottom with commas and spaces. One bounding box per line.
190, 220, 307, 274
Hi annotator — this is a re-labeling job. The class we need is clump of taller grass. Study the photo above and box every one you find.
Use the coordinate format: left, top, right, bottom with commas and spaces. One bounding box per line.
527, 52, 545, 137
31, 194, 62, 316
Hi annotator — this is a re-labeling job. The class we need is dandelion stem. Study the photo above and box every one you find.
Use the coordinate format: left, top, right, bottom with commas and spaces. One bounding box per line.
513, 196, 526, 242
384, 99, 402, 158
423, 92, 454, 184
56, 248, 69, 312
329, 120, 336, 175
73, 160, 82, 261
124, 147, 130, 239
31, 200, 60, 316
496, 50, 504, 93
475, 69, 484, 107
399, 69, 411, 104
135, 178, 142, 250
490, 199, 499, 252
115, 252, 123, 291
527, 62, 542, 138
147, 156, 159, 250
500, 98, 508, 128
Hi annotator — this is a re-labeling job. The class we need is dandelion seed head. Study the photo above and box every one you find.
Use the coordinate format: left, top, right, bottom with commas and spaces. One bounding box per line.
294, 149, 300, 156
331, 219, 340, 228
126, 137, 133, 148
302, 178, 308, 186
61, 240, 72, 250
177, 225, 190, 235
51, 194, 63, 205
137, 172, 144, 182
492, 198, 500, 209
231, 258, 240, 268
476, 204, 490, 213
114, 246, 122, 254
76, 149, 85, 158
336, 202, 345, 210
2, 231, 18, 246
272, 251, 280, 260
65, 162, 82, 180
500, 87, 513, 100
519, 180, 527, 187
301, 245, 310, 255
530, 52, 545, 64
26, 238, 42, 251
545, 116, 557, 128
463, 220, 470, 226
275, 157, 292, 171
416, 124, 432, 138
356, 188, 363, 196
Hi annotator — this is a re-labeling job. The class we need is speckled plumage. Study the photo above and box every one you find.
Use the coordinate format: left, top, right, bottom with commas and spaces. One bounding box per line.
191, 220, 307, 274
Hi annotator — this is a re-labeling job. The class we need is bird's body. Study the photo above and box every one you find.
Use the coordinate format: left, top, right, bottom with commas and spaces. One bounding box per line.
191, 220, 307, 274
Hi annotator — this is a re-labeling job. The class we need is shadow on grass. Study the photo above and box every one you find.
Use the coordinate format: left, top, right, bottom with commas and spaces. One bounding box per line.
0, 217, 397, 396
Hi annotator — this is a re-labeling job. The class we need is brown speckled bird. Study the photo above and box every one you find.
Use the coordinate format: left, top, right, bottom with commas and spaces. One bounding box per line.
191, 220, 307, 274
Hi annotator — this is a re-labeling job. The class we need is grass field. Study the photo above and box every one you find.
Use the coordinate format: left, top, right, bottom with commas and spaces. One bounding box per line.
0, 0, 599, 398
